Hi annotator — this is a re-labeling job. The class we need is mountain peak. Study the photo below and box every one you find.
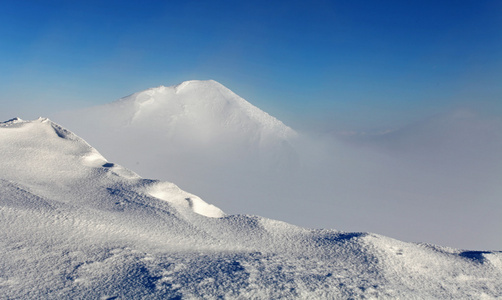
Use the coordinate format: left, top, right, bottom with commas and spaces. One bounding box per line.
173, 79, 222, 93
139, 80, 229, 96
96, 80, 297, 143
0, 117, 24, 125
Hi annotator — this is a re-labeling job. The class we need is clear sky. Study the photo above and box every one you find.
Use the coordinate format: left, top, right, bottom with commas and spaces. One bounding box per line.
1, 0, 501, 131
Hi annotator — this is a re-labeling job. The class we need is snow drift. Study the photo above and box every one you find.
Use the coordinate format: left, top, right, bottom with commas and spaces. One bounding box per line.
1, 117, 501, 298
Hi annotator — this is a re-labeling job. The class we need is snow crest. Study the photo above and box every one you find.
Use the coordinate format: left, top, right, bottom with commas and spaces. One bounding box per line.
0, 118, 223, 217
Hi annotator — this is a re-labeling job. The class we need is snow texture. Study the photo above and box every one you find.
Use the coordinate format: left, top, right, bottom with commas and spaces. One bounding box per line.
1, 117, 501, 298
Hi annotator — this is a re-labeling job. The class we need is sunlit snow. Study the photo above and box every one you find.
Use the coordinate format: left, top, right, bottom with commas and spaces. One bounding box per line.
1, 117, 501, 298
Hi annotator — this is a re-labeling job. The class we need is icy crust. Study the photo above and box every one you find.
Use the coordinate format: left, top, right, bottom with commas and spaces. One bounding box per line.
1, 118, 502, 298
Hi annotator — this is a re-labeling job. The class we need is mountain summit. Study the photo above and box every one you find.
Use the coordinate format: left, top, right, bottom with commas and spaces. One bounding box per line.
115, 80, 297, 142
78, 80, 296, 147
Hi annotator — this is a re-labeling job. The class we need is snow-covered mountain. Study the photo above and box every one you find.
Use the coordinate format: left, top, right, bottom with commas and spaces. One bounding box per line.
56, 79, 297, 166
109, 80, 296, 143
54, 80, 299, 217
1, 117, 501, 298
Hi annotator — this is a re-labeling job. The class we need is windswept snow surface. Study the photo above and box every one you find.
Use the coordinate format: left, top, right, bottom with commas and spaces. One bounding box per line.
1, 118, 502, 298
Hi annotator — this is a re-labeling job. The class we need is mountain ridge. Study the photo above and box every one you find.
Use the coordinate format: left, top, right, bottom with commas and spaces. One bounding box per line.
0, 117, 224, 218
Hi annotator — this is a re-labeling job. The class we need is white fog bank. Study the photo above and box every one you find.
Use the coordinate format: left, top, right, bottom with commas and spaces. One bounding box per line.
52, 81, 502, 250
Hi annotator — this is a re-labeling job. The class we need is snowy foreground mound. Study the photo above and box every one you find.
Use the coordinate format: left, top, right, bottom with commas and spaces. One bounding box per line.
1, 118, 501, 299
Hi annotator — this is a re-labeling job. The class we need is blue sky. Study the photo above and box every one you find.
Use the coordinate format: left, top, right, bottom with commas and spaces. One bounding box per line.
1, 0, 501, 131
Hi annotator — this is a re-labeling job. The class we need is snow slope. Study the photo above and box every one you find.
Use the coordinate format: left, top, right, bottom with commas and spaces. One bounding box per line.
1, 118, 501, 298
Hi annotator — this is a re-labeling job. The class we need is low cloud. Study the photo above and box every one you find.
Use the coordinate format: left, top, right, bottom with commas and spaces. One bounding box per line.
52, 96, 502, 251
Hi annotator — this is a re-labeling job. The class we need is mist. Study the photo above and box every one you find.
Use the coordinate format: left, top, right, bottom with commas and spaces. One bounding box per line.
51, 86, 502, 251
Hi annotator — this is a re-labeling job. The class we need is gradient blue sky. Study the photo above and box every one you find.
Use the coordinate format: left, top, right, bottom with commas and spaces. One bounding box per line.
1, 0, 501, 131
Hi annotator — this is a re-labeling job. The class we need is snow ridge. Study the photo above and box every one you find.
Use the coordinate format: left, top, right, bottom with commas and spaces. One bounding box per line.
0, 118, 223, 218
